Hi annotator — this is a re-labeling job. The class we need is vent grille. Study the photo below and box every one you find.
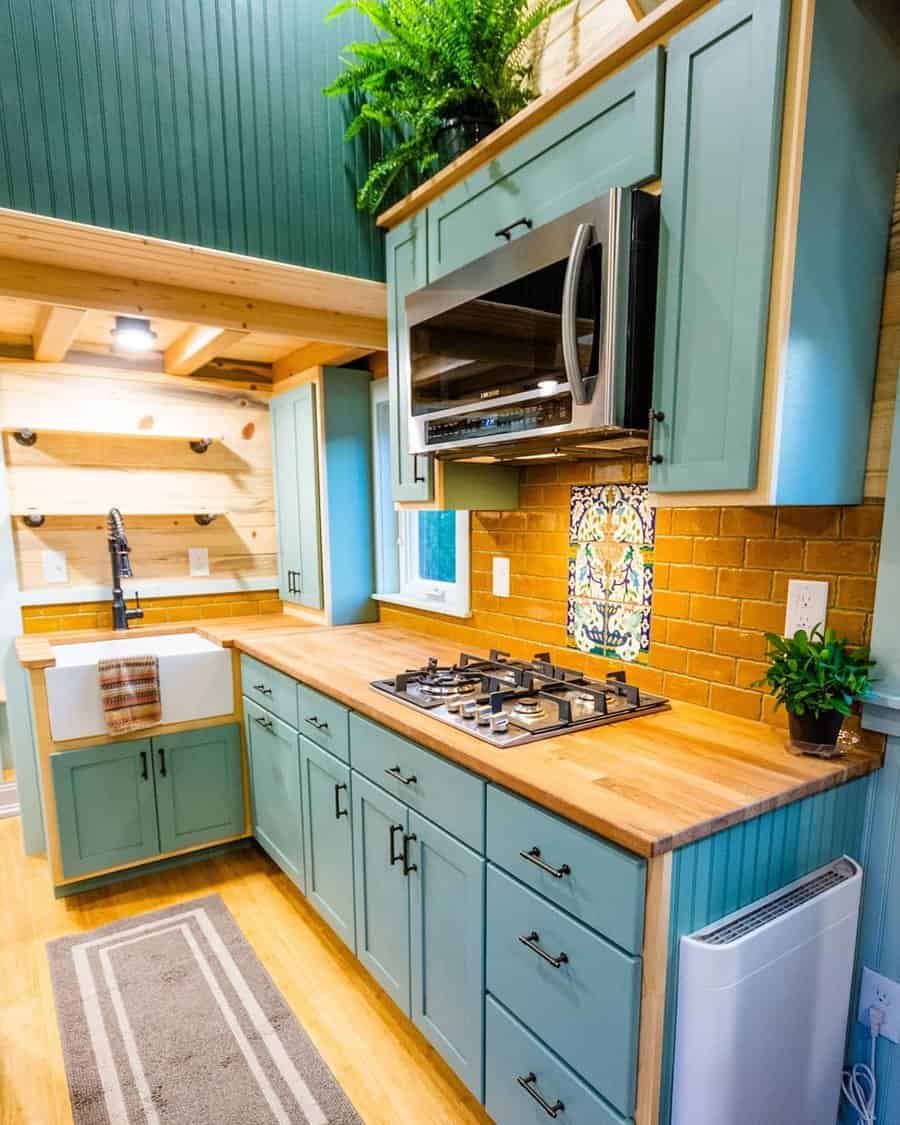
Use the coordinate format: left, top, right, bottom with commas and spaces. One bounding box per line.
698, 859, 856, 946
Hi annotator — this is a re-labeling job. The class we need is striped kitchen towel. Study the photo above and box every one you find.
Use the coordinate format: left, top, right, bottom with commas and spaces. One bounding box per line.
97, 655, 162, 734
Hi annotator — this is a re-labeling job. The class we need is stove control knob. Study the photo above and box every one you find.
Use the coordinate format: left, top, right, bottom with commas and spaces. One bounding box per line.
460, 700, 478, 720
490, 713, 510, 734
476, 706, 492, 726
447, 699, 462, 714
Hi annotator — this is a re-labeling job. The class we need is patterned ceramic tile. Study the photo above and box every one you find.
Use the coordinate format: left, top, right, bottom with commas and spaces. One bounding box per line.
567, 483, 655, 662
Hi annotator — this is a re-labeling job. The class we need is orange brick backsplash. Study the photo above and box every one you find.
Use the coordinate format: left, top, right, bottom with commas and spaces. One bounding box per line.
21, 589, 283, 633
379, 462, 884, 728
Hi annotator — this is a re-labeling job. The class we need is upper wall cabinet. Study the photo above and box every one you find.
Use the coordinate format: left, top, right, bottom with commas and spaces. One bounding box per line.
650, 0, 898, 505
272, 366, 376, 624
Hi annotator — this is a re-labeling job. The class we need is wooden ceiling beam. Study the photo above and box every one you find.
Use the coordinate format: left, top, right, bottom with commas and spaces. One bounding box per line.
32, 303, 87, 362
272, 342, 375, 381
164, 324, 250, 375
0, 256, 387, 349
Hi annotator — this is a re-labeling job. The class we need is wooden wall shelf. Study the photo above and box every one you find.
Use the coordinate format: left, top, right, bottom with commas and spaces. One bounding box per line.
3, 425, 221, 450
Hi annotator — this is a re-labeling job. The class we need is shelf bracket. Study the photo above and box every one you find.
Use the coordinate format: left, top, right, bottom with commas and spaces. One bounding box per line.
189, 438, 214, 454
13, 429, 37, 447
23, 508, 44, 527
194, 512, 218, 526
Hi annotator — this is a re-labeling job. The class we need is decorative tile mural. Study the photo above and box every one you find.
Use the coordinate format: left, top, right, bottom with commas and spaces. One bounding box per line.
567, 483, 655, 662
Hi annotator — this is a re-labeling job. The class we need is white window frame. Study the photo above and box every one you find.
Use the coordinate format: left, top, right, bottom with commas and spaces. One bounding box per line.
370, 381, 471, 618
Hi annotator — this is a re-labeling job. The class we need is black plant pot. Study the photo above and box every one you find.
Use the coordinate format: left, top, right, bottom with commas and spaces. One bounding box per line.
788, 709, 844, 748
435, 113, 498, 170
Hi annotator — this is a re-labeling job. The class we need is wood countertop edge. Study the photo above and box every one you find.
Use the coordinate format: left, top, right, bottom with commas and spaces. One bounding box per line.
230, 631, 884, 858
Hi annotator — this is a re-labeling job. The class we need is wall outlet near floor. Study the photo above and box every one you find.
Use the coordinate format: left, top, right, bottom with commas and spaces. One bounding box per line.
41, 549, 68, 584
492, 556, 510, 598
859, 967, 900, 1043
188, 547, 210, 577
784, 579, 828, 637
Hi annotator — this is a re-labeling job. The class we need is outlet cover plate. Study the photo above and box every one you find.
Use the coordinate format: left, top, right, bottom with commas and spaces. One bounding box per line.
41, 549, 68, 584
859, 966, 900, 1043
188, 547, 210, 578
784, 579, 829, 637
492, 556, 510, 598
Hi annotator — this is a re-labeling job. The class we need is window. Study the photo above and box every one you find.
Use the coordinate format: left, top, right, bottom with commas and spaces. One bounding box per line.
370, 381, 470, 617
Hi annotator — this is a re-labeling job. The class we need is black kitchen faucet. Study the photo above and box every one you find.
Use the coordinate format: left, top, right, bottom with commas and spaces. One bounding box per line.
107, 508, 144, 630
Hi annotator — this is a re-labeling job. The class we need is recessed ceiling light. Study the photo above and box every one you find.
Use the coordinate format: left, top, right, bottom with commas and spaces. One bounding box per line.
111, 315, 157, 354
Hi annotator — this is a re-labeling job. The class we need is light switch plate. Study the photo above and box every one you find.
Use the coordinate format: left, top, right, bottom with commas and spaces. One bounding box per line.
42, 549, 68, 584
188, 547, 210, 577
859, 967, 900, 1044
492, 556, 510, 598
784, 579, 828, 637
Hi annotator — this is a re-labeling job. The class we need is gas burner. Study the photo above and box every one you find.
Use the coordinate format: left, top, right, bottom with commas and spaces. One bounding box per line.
513, 696, 545, 717
420, 673, 479, 697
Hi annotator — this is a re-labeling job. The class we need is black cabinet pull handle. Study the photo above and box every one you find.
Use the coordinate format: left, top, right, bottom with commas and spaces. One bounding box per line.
306, 716, 329, 732
157, 747, 167, 778
494, 216, 533, 241
402, 832, 417, 876
519, 931, 568, 969
253, 682, 273, 697
254, 714, 274, 732
389, 823, 404, 865
412, 453, 427, 484
385, 765, 417, 786
519, 846, 571, 879
140, 750, 148, 781
334, 782, 348, 819
517, 1072, 565, 1117
286, 568, 302, 594
647, 408, 665, 466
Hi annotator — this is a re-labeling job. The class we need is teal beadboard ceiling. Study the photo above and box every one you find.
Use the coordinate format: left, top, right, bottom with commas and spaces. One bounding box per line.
0, 0, 385, 280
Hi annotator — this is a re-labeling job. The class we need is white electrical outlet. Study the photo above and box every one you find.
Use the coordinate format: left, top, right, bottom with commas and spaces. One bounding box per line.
188, 547, 210, 577
784, 579, 829, 637
492, 556, 510, 598
859, 967, 900, 1043
41, 549, 68, 584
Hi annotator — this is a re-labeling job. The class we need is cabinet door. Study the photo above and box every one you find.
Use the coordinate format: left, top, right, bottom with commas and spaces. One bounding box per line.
245, 701, 305, 890
271, 382, 323, 608
650, 0, 788, 492
408, 811, 485, 1100
387, 215, 433, 503
301, 737, 355, 950
351, 771, 411, 1012
153, 725, 245, 854
51, 740, 159, 879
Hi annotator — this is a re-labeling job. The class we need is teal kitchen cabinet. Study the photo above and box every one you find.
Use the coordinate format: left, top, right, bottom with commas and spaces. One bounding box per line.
52, 739, 160, 879
300, 736, 355, 950
245, 699, 305, 891
271, 368, 376, 624
352, 771, 412, 1011
651, 0, 897, 502
427, 48, 664, 282
408, 810, 485, 1100
154, 725, 244, 853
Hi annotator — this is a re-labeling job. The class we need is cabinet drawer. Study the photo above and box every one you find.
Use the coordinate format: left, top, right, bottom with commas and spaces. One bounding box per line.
486, 996, 631, 1125
297, 684, 350, 762
487, 865, 641, 1116
349, 714, 484, 851
427, 49, 663, 281
240, 654, 299, 729
487, 785, 645, 954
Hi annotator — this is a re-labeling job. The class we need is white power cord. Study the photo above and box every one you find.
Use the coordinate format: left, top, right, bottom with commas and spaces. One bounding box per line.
842, 1005, 885, 1124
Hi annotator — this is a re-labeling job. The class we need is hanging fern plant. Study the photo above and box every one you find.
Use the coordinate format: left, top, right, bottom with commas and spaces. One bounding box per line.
323, 0, 568, 213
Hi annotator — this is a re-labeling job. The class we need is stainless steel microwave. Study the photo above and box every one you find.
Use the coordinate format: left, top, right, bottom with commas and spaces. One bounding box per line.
405, 187, 660, 460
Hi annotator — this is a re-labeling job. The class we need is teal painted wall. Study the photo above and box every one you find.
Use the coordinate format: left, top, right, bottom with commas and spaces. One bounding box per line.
660, 778, 871, 1125
0, 0, 384, 280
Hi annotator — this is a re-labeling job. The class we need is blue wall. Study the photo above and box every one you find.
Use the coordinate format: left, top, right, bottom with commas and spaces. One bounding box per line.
0, 0, 384, 280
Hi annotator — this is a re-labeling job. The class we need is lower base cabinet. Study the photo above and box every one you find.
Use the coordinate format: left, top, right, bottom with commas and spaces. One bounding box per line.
301, 736, 355, 950
245, 699, 305, 890
485, 996, 631, 1125
51, 724, 244, 881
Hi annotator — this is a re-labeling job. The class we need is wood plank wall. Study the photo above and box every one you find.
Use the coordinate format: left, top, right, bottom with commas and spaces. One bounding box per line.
0, 360, 277, 592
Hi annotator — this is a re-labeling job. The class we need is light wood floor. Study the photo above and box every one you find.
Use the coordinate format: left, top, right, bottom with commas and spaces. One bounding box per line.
0, 816, 491, 1124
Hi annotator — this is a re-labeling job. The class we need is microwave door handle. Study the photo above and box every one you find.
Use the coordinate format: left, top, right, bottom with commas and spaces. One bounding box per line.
561, 222, 595, 405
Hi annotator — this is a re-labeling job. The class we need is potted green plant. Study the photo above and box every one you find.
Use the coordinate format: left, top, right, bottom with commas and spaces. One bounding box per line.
322, 0, 568, 213
758, 626, 875, 749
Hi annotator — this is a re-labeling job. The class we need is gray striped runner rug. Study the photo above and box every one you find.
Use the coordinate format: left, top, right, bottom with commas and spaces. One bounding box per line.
48, 894, 362, 1124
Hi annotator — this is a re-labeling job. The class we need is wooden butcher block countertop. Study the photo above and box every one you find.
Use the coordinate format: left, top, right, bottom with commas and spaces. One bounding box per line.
228, 621, 884, 858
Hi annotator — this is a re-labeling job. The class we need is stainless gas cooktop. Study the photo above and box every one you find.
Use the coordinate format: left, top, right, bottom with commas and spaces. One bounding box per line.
370, 649, 669, 748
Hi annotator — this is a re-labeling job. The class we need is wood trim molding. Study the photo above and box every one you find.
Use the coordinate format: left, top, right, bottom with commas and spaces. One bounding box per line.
32, 304, 88, 362
635, 851, 673, 1125
376, 0, 715, 229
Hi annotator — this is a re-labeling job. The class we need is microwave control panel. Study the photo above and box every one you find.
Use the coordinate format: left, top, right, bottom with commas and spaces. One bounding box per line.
424, 396, 573, 447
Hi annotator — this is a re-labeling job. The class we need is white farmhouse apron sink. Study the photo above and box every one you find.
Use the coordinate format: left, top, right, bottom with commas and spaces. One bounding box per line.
44, 633, 233, 742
